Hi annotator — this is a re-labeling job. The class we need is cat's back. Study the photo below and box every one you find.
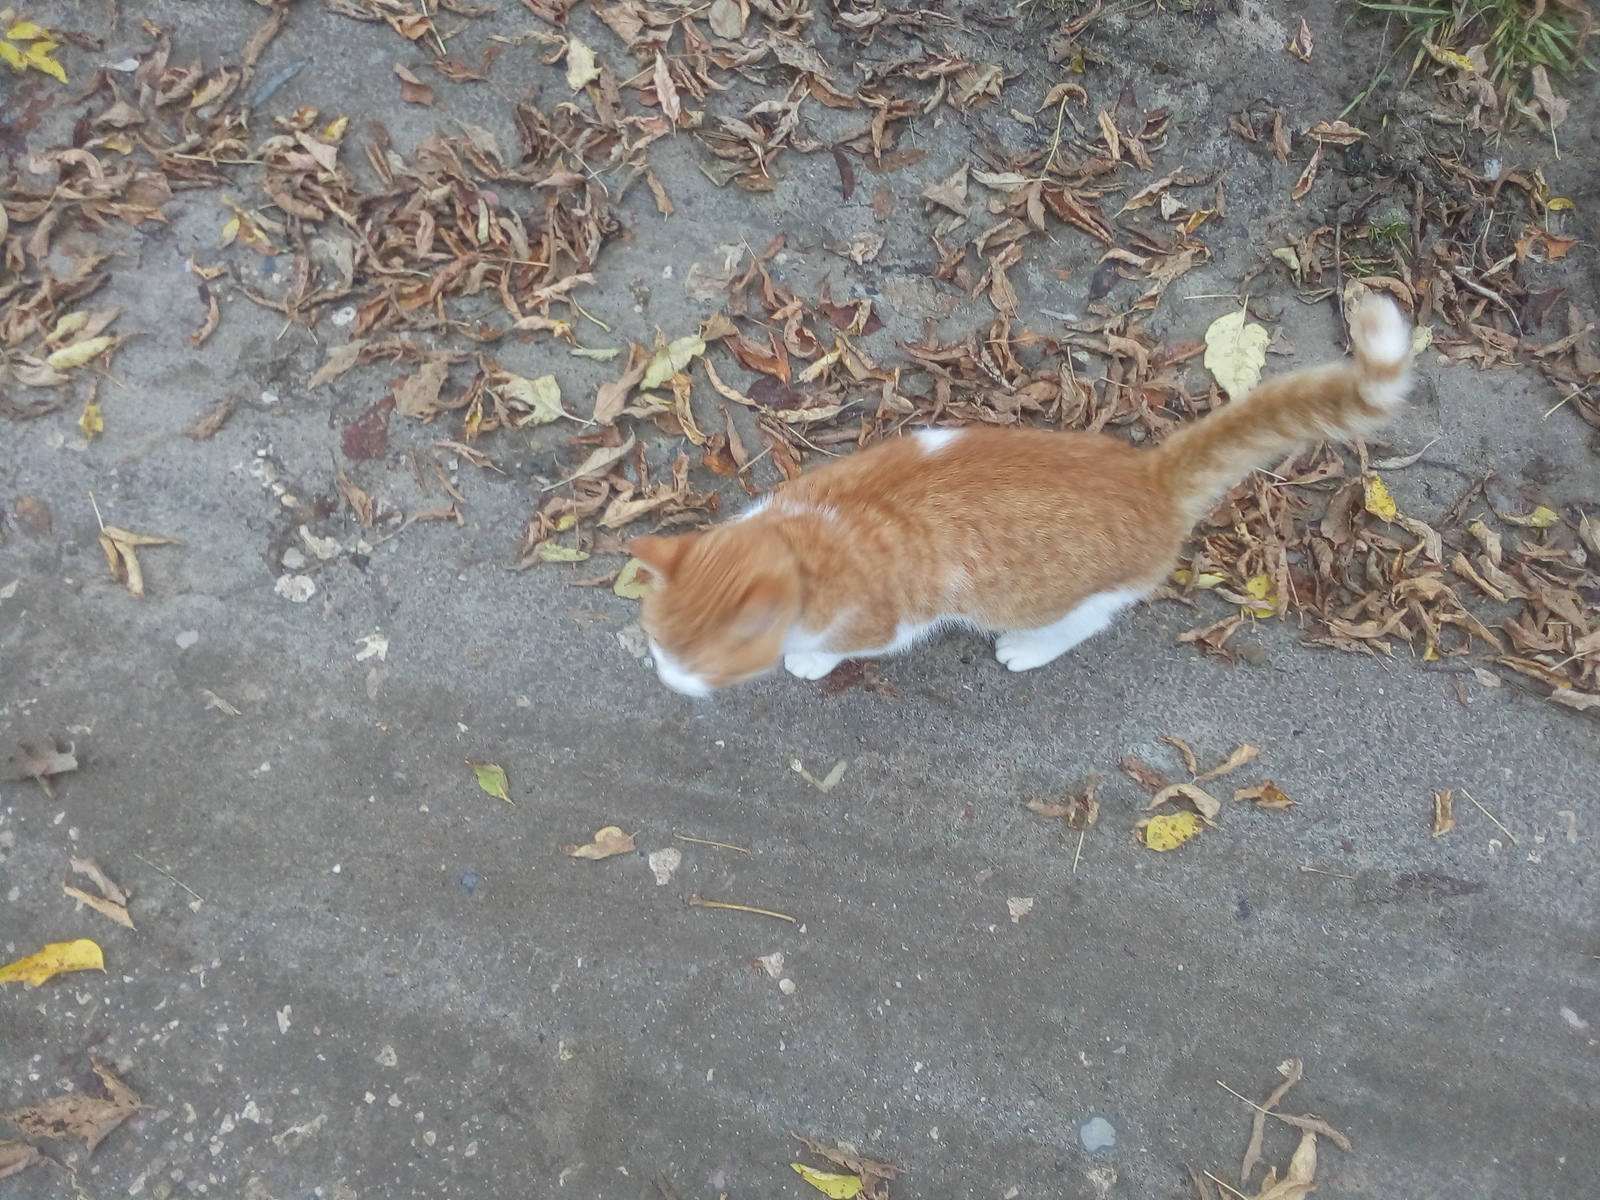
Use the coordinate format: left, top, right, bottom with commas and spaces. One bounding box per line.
787, 425, 1149, 512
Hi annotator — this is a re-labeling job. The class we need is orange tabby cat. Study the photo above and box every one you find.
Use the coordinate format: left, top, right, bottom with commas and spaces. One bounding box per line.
631, 296, 1412, 695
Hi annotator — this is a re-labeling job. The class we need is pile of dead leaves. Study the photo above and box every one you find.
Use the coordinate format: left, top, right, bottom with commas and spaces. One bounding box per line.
1191, 1058, 1352, 1200
791, 1132, 901, 1200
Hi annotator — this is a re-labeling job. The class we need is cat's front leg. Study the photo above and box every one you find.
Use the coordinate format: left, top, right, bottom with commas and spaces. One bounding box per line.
784, 650, 847, 680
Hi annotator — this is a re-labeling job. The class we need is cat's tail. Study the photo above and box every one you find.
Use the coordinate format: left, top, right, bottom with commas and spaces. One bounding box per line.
1149, 295, 1413, 525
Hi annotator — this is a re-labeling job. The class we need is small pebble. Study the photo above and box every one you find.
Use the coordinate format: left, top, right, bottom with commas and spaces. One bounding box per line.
1078, 1115, 1116, 1153
460, 872, 480, 895
175, 630, 200, 650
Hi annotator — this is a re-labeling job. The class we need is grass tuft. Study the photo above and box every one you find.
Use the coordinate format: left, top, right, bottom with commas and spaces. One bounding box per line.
1359, 0, 1594, 91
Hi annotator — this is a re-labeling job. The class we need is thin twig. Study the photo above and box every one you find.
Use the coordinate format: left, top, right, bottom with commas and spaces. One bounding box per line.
1204, 1171, 1252, 1200
1217, 1080, 1274, 1114
688, 894, 794, 922
1299, 865, 1355, 879
1071, 826, 1087, 875
1543, 385, 1586, 419
1459, 788, 1520, 844
674, 833, 751, 854
132, 852, 205, 903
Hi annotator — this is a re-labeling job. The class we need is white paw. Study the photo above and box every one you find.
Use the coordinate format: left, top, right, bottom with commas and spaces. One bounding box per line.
994, 632, 1065, 672
785, 651, 844, 680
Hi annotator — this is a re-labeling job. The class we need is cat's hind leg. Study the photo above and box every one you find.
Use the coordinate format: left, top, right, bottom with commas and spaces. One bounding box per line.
993, 589, 1142, 672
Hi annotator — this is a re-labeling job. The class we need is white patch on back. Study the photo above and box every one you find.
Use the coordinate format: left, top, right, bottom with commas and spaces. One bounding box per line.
731, 495, 772, 523
648, 639, 712, 697
994, 589, 1143, 672
915, 428, 962, 454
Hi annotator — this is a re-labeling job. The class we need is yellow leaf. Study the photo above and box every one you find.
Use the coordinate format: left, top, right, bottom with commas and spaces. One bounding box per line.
23, 39, 65, 83
498, 373, 565, 426
48, 310, 88, 343
47, 335, 114, 369
535, 543, 589, 562
78, 401, 103, 438
1364, 474, 1398, 522
791, 1164, 863, 1198
1173, 568, 1226, 588
642, 334, 706, 390
322, 115, 349, 143
6, 21, 48, 40
468, 760, 512, 804
1524, 505, 1559, 529
562, 826, 636, 860
1243, 572, 1276, 617
220, 216, 240, 247
0, 938, 104, 987
1422, 39, 1477, 73
0, 39, 25, 70
614, 557, 651, 599
1202, 309, 1270, 398
565, 37, 601, 90
1140, 811, 1204, 851
1547, 197, 1575, 211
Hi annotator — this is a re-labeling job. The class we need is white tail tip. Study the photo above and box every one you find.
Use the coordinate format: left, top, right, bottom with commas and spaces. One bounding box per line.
1352, 294, 1410, 367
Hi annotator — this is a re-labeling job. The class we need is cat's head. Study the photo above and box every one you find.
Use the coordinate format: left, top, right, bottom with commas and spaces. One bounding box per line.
629, 528, 800, 695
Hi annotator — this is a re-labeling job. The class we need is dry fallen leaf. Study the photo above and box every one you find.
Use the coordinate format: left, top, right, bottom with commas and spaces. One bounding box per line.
1241, 1057, 1303, 1185
565, 37, 601, 90
1432, 788, 1456, 836
63, 884, 134, 929
10, 742, 78, 794
467, 760, 512, 804
1147, 782, 1223, 821
393, 63, 434, 105
557, 434, 637, 488
394, 360, 450, 420
0, 1140, 42, 1180
791, 1134, 901, 1200
1139, 811, 1204, 850
1363, 474, 1398, 522
1551, 688, 1600, 711
1531, 65, 1570, 132
709, 0, 747, 38
562, 825, 636, 859
642, 334, 706, 390
1287, 17, 1314, 63
1232, 781, 1296, 811
613, 557, 652, 599
791, 758, 848, 792
184, 396, 237, 440
1120, 754, 1170, 791
1204, 309, 1270, 398
1160, 734, 1200, 776
0, 938, 104, 987
98, 526, 179, 598
3, 1057, 140, 1154
1291, 142, 1322, 201
68, 856, 128, 907
921, 164, 970, 216
1197, 743, 1262, 780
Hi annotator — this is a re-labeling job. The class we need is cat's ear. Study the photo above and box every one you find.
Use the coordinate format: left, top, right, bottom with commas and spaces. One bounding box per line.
627, 534, 695, 583
732, 576, 788, 639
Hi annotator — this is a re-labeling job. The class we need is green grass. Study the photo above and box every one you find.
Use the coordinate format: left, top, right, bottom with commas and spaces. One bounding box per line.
1359, 0, 1594, 89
